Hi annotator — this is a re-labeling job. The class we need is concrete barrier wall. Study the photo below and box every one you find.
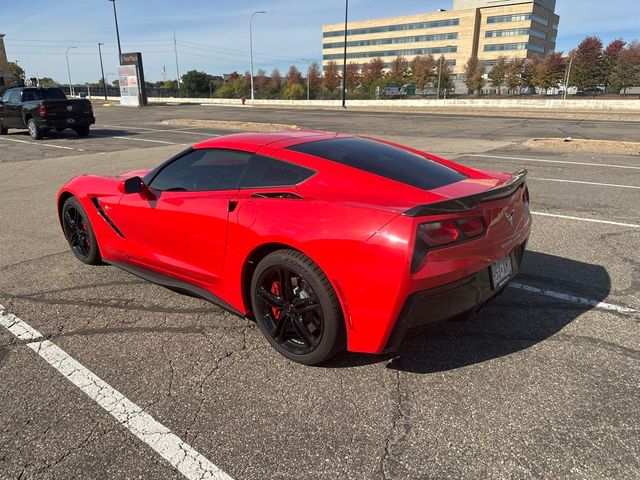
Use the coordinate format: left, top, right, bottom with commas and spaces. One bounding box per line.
99, 96, 640, 111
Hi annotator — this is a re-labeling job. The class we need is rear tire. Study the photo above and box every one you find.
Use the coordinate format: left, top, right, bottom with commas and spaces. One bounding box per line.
250, 249, 345, 365
27, 118, 43, 140
61, 197, 102, 265
75, 126, 90, 137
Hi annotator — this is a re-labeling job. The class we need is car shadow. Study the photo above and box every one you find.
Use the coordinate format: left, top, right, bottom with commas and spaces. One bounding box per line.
324, 250, 611, 373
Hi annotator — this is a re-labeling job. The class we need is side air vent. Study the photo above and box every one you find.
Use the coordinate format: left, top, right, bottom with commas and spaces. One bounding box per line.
91, 197, 126, 238
251, 192, 303, 199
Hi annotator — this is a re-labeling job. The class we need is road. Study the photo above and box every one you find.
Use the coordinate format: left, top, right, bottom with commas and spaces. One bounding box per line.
1, 104, 638, 479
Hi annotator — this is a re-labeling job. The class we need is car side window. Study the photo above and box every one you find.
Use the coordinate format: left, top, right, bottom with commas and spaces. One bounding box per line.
238, 155, 315, 188
9, 90, 22, 104
1, 91, 11, 103
148, 148, 253, 192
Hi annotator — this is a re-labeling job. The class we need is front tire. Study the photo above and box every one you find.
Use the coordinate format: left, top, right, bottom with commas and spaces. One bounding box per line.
250, 249, 345, 365
27, 118, 43, 140
61, 197, 102, 265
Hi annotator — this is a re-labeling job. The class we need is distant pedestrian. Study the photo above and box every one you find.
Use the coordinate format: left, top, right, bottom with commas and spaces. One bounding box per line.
241, 96, 246, 105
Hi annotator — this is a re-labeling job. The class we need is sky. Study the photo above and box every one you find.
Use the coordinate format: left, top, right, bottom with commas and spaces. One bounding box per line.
2, 0, 640, 84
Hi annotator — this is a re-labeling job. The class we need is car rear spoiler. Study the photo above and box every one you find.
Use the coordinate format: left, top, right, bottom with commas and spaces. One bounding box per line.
403, 169, 527, 217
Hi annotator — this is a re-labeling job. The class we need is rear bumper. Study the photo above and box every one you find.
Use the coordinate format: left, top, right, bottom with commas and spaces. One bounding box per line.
383, 240, 527, 352
40, 115, 95, 128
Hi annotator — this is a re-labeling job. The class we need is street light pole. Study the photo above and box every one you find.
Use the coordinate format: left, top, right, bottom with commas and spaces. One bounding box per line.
341, 0, 349, 108
563, 57, 574, 100
250, 11, 266, 102
302, 58, 312, 101
108, 0, 122, 57
98, 43, 107, 100
65, 47, 77, 96
436, 56, 443, 100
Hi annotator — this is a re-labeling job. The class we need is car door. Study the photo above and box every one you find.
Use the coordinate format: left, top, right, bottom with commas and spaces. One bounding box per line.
112, 148, 252, 284
0, 89, 21, 128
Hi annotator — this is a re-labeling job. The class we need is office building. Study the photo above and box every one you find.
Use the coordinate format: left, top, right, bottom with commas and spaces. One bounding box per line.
322, 0, 559, 82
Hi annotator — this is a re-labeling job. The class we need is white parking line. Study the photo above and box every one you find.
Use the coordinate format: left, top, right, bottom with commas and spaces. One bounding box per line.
102, 124, 221, 137
0, 137, 84, 151
90, 133, 182, 145
508, 283, 638, 314
0, 305, 233, 480
531, 211, 640, 228
466, 154, 640, 170
530, 178, 640, 190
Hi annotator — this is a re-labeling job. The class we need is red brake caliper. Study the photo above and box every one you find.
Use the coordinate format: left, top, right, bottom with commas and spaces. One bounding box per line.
271, 281, 282, 320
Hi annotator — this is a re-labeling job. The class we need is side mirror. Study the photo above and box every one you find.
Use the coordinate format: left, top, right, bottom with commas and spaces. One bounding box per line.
122, 176, 144, 194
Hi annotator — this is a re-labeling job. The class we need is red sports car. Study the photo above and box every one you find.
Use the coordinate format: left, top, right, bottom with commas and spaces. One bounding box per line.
57, 131, 531, 364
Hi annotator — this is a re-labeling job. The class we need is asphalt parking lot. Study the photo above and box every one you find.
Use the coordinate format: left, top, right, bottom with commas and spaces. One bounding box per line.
1, 104, 639, 479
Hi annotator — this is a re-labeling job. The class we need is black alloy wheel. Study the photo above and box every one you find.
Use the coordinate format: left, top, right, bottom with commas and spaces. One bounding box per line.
62, 197, 101, 265
251, 250, 345, 365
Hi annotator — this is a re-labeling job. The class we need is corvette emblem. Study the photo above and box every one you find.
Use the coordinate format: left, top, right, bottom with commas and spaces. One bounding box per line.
505, 210, 515, 226
66, 105, 73, 112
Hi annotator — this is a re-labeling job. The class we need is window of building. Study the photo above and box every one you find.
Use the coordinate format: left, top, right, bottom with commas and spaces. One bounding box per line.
323, 19, 460, 38
323, 46, 457, 61
486, 13, 549, 27
323, 32, 458, 49
288, 137, 466, 191
485, 28, 546, 40
484, 42, 545, 54
552, 22, 559, 30
149, 149, 253, 192
531, 14, 549, 26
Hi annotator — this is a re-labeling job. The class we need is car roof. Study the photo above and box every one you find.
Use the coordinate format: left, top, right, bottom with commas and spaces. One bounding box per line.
192, 130, 349, 152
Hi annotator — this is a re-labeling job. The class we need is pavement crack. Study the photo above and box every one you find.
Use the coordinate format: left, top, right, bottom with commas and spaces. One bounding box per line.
377, 366, 410, 480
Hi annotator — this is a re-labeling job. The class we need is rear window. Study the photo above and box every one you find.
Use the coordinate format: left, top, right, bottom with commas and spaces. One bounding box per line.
21, 88, 67, 101
288, 137, 466, 190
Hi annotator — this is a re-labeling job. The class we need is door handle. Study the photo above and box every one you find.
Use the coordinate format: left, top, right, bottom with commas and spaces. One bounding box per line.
228, 201, 238, 212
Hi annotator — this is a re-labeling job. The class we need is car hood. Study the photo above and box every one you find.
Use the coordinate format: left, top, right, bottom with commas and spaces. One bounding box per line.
117, 169, 152, 179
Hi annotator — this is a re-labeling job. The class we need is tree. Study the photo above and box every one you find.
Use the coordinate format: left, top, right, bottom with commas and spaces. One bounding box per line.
7, 61, 25, 81
610, 41, 640, 94
603, 39, 626, 92
112, 79, 120, 88
286, 65, 302, 86
345, 62, 360, 92
283, 83, 305, 100
254, 69, 268, 97
267, 68, 282, 97
505, 58, 525, 94
571, 36, 605, 91
361, 58, 385, 90
307, 62, 322, 99
436, 56, 454, 93
532, 52, 565, 91
410, 55, 436, 90
38, 77, 59, 87
181, 70, 211, 97
464, 56, 485, 95
488, 55, 508, 93
521, 54, 541, 90
323, 61, 340, 92
387, 56, 409, 84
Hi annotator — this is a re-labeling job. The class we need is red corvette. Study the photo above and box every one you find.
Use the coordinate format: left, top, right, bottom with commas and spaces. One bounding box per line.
57, 131, 531, 364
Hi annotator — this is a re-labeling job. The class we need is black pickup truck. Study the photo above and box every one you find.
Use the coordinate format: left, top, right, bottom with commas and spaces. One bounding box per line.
0, 87, 95, 139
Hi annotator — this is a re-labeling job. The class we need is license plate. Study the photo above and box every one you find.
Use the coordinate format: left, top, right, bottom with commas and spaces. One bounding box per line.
490, 255, 513, 289
67, 118, 75, 124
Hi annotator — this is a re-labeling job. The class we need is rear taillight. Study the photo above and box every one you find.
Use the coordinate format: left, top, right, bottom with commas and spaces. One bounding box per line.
412, 216, 487, 273
39, 104, 47, 117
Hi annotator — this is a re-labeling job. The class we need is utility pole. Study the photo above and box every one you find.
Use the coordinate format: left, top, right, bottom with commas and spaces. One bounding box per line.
302, 58, 312, 101
65, 47, 77, 96
173, 29, 181, 97
341, 0, 349, 108
98, 43, 107, 100
108, 0, 122, 57
250, 11, 266, 101
436, 56, 443, 100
